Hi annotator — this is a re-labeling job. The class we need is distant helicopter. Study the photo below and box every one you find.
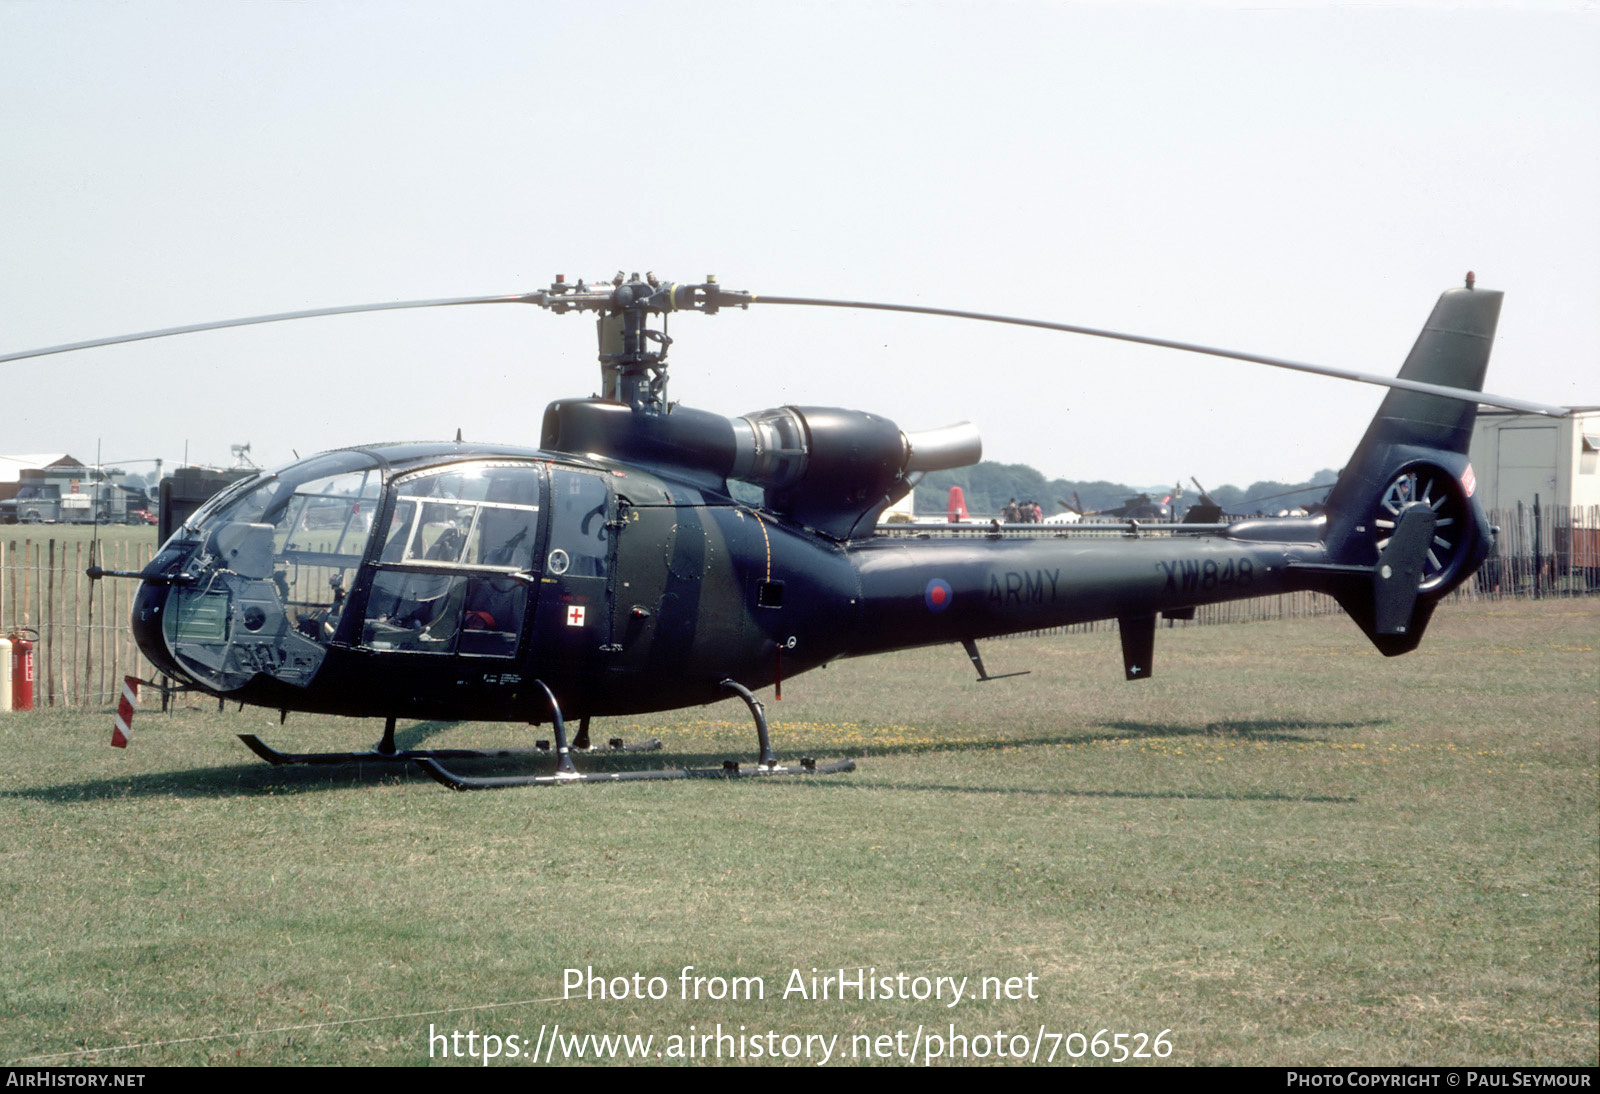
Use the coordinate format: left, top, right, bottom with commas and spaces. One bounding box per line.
1057, 486, 1182, 523
1, 271, 1568, 787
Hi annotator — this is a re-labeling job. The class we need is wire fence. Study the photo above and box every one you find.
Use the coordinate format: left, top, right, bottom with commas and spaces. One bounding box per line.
1, 537, 159, 709
894, 504, 1600, 639
1475, 502, 1600, 599
2, 504, 1595, 710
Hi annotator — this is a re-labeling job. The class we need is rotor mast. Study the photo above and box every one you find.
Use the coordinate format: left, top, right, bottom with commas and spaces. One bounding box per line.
542, 271, 752, 415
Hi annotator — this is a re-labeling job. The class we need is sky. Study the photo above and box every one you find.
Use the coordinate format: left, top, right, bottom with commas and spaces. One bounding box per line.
2, 1, 1596, 492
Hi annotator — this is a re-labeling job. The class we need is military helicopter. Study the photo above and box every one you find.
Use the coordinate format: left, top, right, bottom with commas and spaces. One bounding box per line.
1, 270, 1569, 788
1057, 486, 1182, 523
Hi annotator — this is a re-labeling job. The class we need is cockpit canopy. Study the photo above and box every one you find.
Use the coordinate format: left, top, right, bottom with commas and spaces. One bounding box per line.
157, 449, 548, 692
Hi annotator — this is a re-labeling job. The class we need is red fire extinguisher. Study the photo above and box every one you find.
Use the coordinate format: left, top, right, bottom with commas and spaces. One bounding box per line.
8, 628, 36, 712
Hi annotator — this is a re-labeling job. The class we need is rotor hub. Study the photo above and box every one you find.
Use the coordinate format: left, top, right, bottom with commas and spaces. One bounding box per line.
540, 271, 752, 415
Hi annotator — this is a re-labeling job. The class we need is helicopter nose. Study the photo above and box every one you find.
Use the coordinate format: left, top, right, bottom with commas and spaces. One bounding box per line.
130, 579, 188, 684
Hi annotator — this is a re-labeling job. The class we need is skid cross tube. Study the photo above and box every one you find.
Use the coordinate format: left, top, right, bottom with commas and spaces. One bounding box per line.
532, 680, 578, 777
377, 716, 398, 756
720, 679, 778, 768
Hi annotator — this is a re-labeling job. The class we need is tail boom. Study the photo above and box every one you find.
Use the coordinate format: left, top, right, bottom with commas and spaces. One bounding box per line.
847, 282, 1507, 666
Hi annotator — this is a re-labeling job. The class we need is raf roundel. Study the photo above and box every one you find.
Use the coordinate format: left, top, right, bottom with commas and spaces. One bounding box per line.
925, 578, 953, 613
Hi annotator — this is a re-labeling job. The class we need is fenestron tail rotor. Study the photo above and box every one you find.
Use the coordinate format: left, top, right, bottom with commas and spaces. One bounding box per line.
1373, 465, 1470, 589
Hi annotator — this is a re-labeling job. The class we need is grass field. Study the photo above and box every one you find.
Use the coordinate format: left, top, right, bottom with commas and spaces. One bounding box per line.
0, 598, 1594, 1067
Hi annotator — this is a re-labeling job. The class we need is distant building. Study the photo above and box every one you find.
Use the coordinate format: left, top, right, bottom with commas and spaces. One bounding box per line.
1468, 406, 1600, 511
0, 454, 78, 502
0, 454, 137, 524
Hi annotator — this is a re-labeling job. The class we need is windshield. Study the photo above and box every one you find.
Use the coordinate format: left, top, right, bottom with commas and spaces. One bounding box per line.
179, 449, 377, 537
159, 451, 387, 691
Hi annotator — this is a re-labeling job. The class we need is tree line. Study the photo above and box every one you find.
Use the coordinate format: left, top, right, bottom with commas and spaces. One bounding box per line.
912, 462, 1340, 519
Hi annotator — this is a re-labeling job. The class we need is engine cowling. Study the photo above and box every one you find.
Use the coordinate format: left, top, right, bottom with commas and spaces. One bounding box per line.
540, 398, 980, 539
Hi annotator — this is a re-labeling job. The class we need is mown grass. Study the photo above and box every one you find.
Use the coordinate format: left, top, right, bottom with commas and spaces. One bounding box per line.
0, 599, 1593, 1066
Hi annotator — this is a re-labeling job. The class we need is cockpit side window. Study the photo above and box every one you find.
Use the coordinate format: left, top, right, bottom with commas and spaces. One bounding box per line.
279, 470, 382, 557
547, 468, 610, 578
359, 462, 543, 656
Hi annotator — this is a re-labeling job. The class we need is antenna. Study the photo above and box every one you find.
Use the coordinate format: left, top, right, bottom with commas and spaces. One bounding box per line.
90, 440, 103, 601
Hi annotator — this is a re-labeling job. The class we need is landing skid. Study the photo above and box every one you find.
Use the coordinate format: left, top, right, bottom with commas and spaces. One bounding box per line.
238, 709, 660, 770
236, 733, 661, 768
416, 755, 857, 790
236, 680, 855, 790
417, 680, 856, 790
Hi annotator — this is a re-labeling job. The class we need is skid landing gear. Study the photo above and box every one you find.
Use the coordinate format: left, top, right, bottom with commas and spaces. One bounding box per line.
237, 710, 662, 770
239, 732, 558, 767
416, 678, 856, 790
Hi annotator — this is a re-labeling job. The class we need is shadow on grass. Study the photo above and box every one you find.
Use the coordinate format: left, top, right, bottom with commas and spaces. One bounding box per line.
791, 780, 1359, 804
3, 717, 1380, 803
1094, 717, 1385, 741
389, 720, 469, 751
839, 716, 1388, 759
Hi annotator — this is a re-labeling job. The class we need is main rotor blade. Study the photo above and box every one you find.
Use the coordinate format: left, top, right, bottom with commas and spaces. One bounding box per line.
751, 294, 1570, 418
0, 292, 545, 364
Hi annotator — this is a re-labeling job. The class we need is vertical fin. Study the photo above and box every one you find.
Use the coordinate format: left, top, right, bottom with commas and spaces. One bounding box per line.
1118, 614, 1155, 680
1319, 281, 1503, 655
